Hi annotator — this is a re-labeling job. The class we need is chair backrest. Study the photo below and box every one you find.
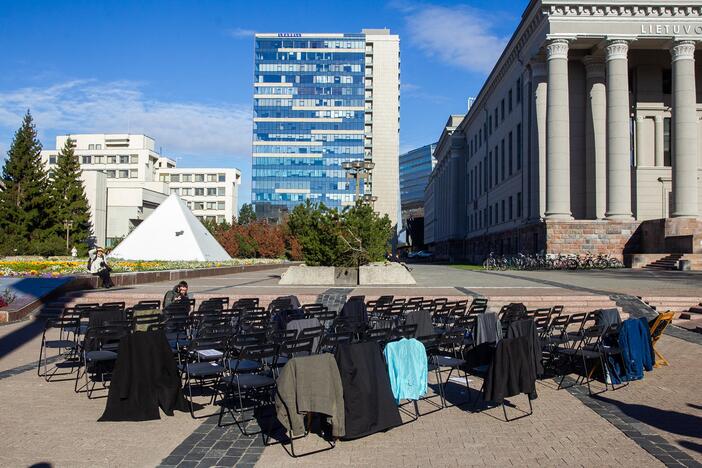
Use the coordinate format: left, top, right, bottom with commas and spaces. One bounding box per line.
318, 332, 353, 353
566, 312, 587, 331
547, 314, 570, 336
83, 325, 128, 351
432, 297, 448, 308
533, 308, 551, 320
391, 298, 406, 307
270, 329, 298, 344
237, 343, 278, 369
416, 334, 441, 354
239, 311, 270, 332
393, 323, 418, 339
137, 300, 161, 309
74, 303, 101, 311
550, 305, 564, 318
439, 330, 465, 357
133, 311, 163, 332
302, 303, 326, 315
280, 337, 315, 357
534, 316, 550, 337
233, 297, 259, 309
298, 326, 324, 340
199, 299, 225, 312
468, 304, 487, 315
649, 311, 674, 344
44, 317, 80, 339
191, 324, 232, 352
364, 327, 391, 343
101, 301, 126, 311
232, 332, 267, 349
452, 315, 476, 334
471, 297, 488, 307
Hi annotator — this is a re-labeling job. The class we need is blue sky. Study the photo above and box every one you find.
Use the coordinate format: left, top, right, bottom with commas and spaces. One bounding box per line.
0, 0, 525, 206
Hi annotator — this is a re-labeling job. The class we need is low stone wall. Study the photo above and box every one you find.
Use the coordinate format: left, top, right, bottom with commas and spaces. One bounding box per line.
0, 262, 290, 323
544, 220, 641, 261
279, 263, 415, 285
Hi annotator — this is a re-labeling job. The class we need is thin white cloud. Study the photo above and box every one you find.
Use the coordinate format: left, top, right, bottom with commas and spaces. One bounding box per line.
0, 80, 252, 158
401, 81, 450, 104
403, 4, 509, 74
226, 27, 255, 38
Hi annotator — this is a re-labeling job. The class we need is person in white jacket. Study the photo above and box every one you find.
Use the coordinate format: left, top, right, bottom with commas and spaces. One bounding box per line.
88, 247, 114, 288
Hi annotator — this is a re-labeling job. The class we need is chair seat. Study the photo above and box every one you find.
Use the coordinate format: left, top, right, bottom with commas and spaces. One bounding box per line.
183, 361, 225, 377
44, 339, 76, 349
225, 373, 275, 389
85, 350, 118, 361
435, 355, 465, 368
227, 359, 262, 372
168, 338, 191, 349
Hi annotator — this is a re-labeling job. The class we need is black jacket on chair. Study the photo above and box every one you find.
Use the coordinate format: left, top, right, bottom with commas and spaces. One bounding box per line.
483, 336, 537, 404
99, 330, 189, 421
507, 319, 544, 377
334, 341, 402, 439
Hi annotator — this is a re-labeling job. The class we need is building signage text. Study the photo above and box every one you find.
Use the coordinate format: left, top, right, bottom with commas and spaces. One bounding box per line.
640, 24, 702, 35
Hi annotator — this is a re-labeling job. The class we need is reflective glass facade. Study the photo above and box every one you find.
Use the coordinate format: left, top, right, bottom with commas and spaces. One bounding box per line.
400, 143, 436, 210
252, 34, 367, 218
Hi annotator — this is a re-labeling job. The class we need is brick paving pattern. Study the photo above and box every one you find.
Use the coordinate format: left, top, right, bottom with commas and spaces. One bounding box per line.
157, 414, 264, 468
0, 266, 700, 467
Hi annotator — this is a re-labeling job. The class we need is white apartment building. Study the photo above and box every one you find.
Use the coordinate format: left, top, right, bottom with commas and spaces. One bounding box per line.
41, 134, 240, 247
156, 164, 241, 224
364, 29, 401, 226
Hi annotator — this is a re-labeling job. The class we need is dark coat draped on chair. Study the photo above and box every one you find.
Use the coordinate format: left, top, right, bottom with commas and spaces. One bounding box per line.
334, 341, 401, 439
99, 330, 189, 421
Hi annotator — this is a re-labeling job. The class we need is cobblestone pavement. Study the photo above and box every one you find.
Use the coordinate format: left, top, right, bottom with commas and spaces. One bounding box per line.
1, 264, 700, 467
579, 335, 702, 463
256, 377, 662, 467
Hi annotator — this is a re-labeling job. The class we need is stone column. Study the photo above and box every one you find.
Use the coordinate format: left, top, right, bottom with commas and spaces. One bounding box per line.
584, 55, 606, 219
654, 115, 665, 167
545, 39, 572, 219
671, 40, 699, 218
605, 40, 633, 220
530, 60, 548, 220
635, 116, 646, 166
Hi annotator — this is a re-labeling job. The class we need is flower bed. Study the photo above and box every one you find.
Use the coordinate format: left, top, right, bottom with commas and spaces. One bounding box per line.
0, 258, 285, 277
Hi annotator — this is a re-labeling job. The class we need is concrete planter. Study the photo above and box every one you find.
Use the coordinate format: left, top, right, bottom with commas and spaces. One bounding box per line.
279, 262, 415, 285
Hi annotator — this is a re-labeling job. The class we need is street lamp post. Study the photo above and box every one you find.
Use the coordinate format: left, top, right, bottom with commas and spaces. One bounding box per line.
341, 160, 375, 203
63, 219, 73, 252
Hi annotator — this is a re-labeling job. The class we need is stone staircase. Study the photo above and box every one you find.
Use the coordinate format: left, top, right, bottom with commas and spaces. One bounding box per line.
37, 291, 620, 317
640, 296, 702, 334
642, 253, 684, 270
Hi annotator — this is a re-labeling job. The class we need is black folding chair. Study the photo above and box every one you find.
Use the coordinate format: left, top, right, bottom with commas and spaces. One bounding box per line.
434, 330, 472, 407
38, 316, 81, 380
218, 343, 278, 433
75, 325, 128, 398
181, 325, 231, 418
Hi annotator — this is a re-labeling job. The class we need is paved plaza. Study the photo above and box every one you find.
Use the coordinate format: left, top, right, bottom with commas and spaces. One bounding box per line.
0, 265, 700, 467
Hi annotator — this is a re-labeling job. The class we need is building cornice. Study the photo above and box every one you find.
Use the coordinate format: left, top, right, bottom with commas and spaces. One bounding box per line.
543, 3, 702, 18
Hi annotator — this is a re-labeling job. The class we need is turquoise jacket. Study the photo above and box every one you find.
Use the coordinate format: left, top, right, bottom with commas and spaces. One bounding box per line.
383, 338, 428, 403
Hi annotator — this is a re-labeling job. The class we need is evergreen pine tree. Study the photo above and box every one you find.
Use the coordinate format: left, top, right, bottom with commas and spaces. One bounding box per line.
48, 137, 93, 254
237, 203, 257, 225
0, 111, 53, 255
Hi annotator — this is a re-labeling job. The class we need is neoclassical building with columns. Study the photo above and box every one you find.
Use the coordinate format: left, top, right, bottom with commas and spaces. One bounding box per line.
424, 0, 702, 266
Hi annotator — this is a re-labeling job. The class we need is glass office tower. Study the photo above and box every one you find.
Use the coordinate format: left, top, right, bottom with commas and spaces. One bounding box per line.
252, 33, 367, 219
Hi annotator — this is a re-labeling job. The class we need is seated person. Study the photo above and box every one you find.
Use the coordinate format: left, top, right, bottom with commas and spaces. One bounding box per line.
163, 281, 192, 308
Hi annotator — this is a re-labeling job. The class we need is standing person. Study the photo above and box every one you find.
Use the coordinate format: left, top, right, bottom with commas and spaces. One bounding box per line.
164, 281, 192, 308
88, 247, 114, 288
